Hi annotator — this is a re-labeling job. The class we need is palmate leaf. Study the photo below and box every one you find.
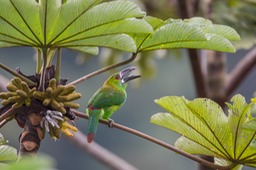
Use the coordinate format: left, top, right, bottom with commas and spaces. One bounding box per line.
134, 16, 240, 53
151, 96, 232, 158
0, 0, 153, 55
151, 94, 256, 168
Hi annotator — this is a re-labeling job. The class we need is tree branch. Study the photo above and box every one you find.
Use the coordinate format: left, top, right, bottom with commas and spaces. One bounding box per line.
72, 110, 234, 170
226, 47, 256, 98
188, 49, 208, 97
177, 1, 213, 169
176, 0, 208, 98
68, 53, 137, 86
68, 131, 138, 170
0, 107, 16, 123
0, 63, 36, 86
0, 118, 11, 128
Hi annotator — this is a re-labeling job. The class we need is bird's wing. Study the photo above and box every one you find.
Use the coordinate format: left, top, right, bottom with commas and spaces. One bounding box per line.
88, 87, 126, 109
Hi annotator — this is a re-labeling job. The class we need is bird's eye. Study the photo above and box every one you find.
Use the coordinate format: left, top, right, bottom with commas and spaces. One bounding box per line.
115, 75, 120, 79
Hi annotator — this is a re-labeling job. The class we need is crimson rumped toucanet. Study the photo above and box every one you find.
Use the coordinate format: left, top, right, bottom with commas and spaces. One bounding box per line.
86, 67, 140, 143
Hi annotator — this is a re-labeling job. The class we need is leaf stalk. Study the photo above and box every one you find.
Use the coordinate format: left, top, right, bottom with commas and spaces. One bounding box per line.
0, 63, 36, 86
38, 47, 48, 91
68, 53, 138, 86
55, 48, 62, 84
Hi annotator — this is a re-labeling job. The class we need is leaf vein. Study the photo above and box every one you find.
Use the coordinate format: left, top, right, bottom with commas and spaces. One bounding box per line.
186, 103, 232, 159
9, 0, 41, 46
48, 0, 99, 45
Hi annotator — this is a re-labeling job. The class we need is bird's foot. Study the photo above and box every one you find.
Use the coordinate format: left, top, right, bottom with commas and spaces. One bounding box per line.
107, 118, 114, 128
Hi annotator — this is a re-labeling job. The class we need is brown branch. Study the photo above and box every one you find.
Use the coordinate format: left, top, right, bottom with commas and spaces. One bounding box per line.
188, 49, 208, 97
226, 47, 256, 98
68, 53, 137, 86
0, 119, 10, 128
177, 1, 208, 98
73, 110, 235, 170
177, 1, 212, 169
205, 51, 227, 107
0, 63, 36, 86
0, 107, 16, 123
68, 131, 138, 170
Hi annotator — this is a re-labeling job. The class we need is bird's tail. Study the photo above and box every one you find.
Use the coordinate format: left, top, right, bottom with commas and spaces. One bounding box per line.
87, 109, 102, 143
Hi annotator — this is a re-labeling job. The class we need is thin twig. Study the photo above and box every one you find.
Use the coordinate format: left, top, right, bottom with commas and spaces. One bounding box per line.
0, 113, 13, 128
68, 53, 137, 86
73, 110, 234, 170
0, 119, 10, 128
0, 107, 16, 123
68, 131, 138, 170
0, 63, 36, 86
226, 47, 256, 98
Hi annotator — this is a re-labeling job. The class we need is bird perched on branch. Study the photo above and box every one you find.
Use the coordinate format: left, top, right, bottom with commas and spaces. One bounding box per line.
86, 67, 140, 143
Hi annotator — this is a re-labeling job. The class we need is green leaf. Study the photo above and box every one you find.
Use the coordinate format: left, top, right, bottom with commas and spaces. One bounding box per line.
212, 1, 256, 49
0, 0, 152, 54
2, 155, 56, 170
215, 158, 243, 170
0, 145, 17, 162
136, 17, 239, 53
0, 133, 17, 164
67, 46, 99, 55
0, 0, 40, 46
144, 16, 165, 29
244, 118, 256, 131
61, 34, 137, 52
175, 136, 218, 157
140, 22, 207, 50
179, 17, 240, 41
151, 94, 256, 167
0, 133, 7, 145
151, 96, 231, 159
59, 18, 152, 43
226, 95, 256, 161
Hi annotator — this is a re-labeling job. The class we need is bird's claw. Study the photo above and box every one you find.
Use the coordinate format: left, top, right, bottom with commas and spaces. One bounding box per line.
107, 118, 114, 128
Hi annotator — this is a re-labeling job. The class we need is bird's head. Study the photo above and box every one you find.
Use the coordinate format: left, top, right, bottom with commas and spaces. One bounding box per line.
105, 67, 141, 88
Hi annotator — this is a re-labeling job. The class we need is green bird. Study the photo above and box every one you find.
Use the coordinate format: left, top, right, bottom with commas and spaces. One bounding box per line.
86, 67, 140, 143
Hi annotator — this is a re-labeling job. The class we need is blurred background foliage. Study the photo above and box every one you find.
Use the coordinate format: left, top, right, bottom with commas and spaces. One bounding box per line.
212, 0, 256, 48
0, 0, 256, 170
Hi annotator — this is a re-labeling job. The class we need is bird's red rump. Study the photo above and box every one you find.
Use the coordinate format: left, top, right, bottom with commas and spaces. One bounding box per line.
88, 105, 93, 110
87, 133, 94, 143
88, 105, 99, 110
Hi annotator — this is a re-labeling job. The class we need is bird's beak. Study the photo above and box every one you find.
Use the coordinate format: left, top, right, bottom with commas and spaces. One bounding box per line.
119, 67, 141, 83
